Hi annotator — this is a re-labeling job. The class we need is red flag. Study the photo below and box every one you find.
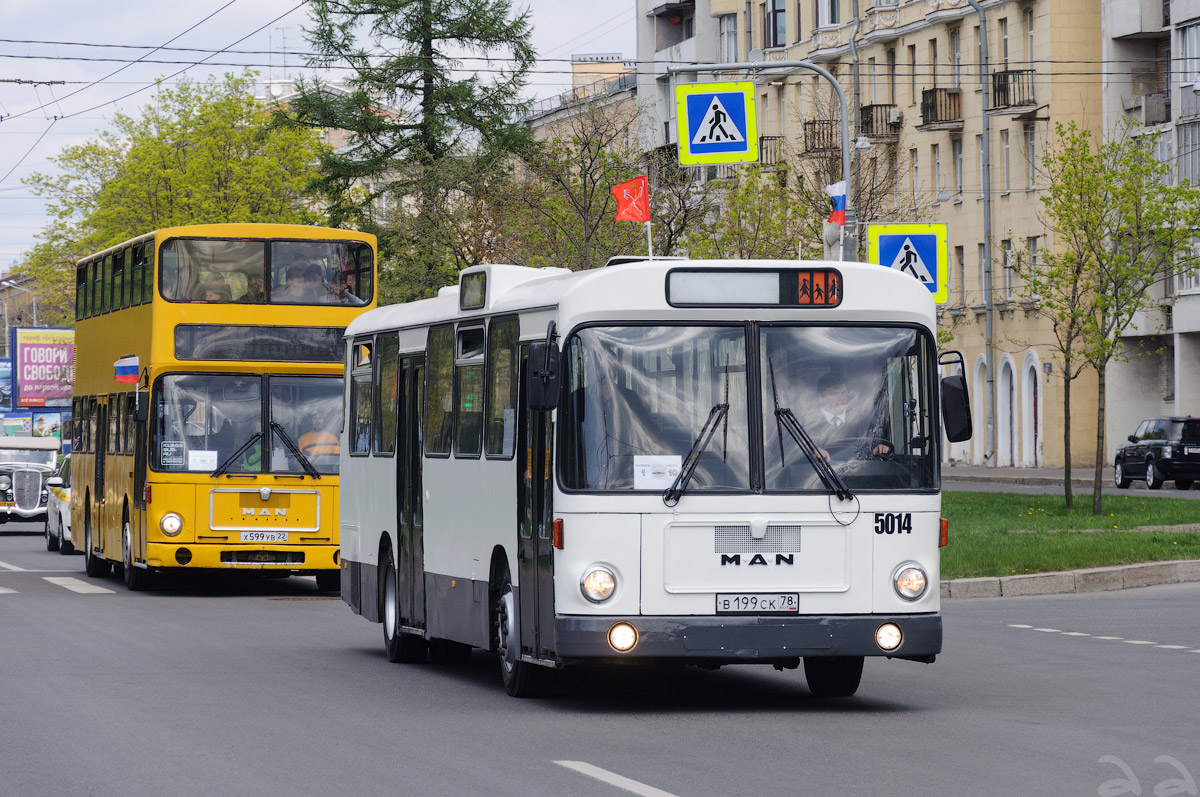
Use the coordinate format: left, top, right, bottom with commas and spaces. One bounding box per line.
612, 176, 650, 223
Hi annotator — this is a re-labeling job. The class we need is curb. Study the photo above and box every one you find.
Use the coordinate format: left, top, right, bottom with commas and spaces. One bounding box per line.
943, 475, 1097, 489
940, 559, 1200, 599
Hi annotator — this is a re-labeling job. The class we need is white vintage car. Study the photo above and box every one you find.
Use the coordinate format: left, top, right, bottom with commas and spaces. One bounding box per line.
0, 436, 60, 525
45, 454, 73, 553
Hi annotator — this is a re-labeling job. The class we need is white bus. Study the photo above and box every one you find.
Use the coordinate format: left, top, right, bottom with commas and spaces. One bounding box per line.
337, 259, 972, 697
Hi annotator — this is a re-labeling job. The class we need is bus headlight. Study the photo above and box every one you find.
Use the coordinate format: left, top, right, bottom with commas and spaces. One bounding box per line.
893, 563, 928, 601
160, 513, 183, 537
580, 566, 616, 603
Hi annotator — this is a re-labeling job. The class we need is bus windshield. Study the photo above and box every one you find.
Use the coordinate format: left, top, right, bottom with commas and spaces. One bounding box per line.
159, 238, 374, 306
152, 374, 343, 475
760, 326, 936, 492
560, 326, 752, 491
559, 324, 937, 493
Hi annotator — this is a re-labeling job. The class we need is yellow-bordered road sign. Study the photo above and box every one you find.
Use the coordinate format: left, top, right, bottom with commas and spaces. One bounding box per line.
866, 223, 949, 304
675, 82, 759, 166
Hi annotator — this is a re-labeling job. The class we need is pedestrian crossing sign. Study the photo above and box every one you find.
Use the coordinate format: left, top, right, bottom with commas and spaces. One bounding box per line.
866, 223, 948, 304
675, 81, 759, 166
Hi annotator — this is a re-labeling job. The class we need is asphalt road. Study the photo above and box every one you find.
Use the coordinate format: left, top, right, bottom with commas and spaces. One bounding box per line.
1, 521, 1197, 797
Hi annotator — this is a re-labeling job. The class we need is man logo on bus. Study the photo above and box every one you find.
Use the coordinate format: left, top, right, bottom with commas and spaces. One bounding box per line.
720, 554, 795, 566
242, 508, 288, 517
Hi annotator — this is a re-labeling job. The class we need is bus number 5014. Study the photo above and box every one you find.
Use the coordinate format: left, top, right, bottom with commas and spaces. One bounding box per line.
874, 513, 912, 535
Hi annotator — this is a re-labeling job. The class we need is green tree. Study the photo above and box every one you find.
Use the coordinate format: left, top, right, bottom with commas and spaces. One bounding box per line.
285, 0, 535, 294
1018, 121, 1200, 513
685, 166, 816, 260
19, 72, 325, 323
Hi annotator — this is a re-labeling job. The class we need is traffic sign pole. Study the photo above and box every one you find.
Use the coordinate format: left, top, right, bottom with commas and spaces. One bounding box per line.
669, 60, 855, 261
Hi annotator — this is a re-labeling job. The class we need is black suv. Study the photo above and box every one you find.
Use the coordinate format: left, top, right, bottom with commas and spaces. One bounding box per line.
1114, 417, 1200, 490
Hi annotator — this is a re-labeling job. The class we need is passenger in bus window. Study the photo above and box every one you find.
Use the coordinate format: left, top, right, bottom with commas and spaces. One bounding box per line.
298, 410, 340, 458
329, 271, 365, 306
200, 278, 232, 302
240, 276, 265, 303
810, 372, 892, 461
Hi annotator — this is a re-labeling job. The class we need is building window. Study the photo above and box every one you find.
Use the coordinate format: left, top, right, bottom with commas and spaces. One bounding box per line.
911, 148, 919, 207
1025, 124, 1036, 189
929, 38, 939, 89
1178, 121, 1200, 185
891, 152, 899, 211
932, 143, 942, 200
817, 0, 839, 28
887, 49, 897, 104
1002, 239, 1014, 300
720, 14, 739, 62
869, 57, 878, 104
950, 29, 961, 88
1025, 8, 1034, 72
766, 0, 786, 47
976, 134, 984, 198
1026, 236, 1039, 274
978, 243, 987, 301
999, 17, 1009, 69
1180, 23, 1200, 88
953, 137, 964, 200
909, 45, 917, 103
1001, 129, 1011, 192
955, 245, 966, 304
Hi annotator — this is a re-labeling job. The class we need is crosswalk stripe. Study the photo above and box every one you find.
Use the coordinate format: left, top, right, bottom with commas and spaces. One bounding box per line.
0, 587, 16, 594
0, 559, 27, 571
42, 577, 115, 594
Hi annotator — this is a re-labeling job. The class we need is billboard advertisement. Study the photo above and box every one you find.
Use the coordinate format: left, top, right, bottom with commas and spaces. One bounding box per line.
11, 327, 74, 408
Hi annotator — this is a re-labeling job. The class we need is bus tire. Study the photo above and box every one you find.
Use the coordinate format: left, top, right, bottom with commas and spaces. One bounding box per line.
122, 519, 153, 591
495, 572, 554, 698
45, 513, 59, 551
83, 504, 110, 578
382, 549, 426, 663
803, 655, 864, 698
59, 517, 74, 554
315, 571, 340, 592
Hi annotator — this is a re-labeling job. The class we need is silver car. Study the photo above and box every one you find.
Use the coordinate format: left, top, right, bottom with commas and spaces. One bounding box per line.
0, 436, 60, 525
45, 454, 73, 553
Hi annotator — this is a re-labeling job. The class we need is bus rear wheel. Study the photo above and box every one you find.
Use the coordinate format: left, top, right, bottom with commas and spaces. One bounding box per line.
83, 507, 110, 578
122, 520, 153, 591
382, 550, 426, 663
494, 572, 554, 698
803, 656, 864, 698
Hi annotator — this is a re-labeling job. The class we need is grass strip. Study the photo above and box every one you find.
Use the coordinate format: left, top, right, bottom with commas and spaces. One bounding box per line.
940, 491, 1200, 580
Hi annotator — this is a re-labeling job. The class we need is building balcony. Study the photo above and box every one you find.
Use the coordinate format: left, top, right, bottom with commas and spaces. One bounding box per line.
918, 88, 963, 130
860, 103, 901, 140
992, 69, 1036, 111
759, 135, 785, 166
802, 120, 839, 154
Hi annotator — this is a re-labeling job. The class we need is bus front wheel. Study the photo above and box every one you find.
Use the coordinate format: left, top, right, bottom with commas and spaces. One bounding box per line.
382, 550, 426, 663
803, 655, 864, 698
83, 506, 110, 579
494, 572, 553, 698
122, 520, 153, 591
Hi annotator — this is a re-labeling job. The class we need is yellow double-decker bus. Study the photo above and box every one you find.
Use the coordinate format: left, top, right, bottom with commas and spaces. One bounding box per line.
68, 223, 377, 591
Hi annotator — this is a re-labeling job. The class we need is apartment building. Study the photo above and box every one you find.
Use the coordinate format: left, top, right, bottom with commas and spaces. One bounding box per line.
636, 0, 1105, 467
1103, 0, 1200, 462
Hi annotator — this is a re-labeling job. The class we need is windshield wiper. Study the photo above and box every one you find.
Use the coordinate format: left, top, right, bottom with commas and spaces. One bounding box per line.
211, 431, 263, 478
768, 359, 853, 502
271, 421, 321, 480
663, 401, 729, 507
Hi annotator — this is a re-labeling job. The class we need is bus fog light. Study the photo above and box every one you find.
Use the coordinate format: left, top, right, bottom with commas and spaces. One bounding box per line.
580, 566, 616, 603
160, 513, 183, 537
876, 622, 903, 651
608, 622, 638, 652
893, 563, 928, 601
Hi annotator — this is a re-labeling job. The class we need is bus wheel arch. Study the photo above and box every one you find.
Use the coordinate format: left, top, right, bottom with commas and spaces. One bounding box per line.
82, 491, 110, 579
492, 555, 553, 698
122, 500, 153, 591
379, 534, 426, 663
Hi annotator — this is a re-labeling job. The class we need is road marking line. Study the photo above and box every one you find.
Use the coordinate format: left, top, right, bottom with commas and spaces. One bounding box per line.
554, 761, 679, 797
0, 559, 27, 571
1156, 645, 1189, 650
1008, 624, 1034, 628
1061, 632, 1091, 636
0, 587, 16, 594
1033, 627, 1060, 632
1094, 636, 1124, 640
1123, 640, 1157, 645
42, 577, 114, 594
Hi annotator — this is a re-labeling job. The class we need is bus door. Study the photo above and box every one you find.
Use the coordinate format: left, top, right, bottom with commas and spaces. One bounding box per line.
397, 359, 426, 629
517, 351, 555, 660
94, 399, 107, 505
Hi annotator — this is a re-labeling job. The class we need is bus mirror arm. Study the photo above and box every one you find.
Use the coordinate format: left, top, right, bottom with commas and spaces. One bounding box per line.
527, 321, 560, 412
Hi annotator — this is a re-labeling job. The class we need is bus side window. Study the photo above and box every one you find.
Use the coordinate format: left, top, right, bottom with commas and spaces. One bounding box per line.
425, 324, 454, 456
374, 334, 398, 455
102, 254, 113, 314
485, 317, 518, 458
76, 264, 88, 320
88, 397, 98, 454
108, 394, 119, 455
113, 250, 125, 311
90, 261, 101, 317
350, 338, 373, 455
126, 392, 137, 454
130, 243, 146, 305
455, 326, 485, 458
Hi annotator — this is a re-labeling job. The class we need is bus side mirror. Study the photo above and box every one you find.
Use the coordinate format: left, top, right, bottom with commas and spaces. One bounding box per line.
938, 350, 972, 443
526, 340, 560, 412
940, 373, 972, 443
135, 392, 149, 422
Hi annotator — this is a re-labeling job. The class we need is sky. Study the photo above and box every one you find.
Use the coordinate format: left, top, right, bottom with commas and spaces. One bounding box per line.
0, 0, 636, 269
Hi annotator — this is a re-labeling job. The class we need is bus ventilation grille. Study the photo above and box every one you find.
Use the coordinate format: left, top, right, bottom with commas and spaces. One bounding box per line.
219, 550, 305, 565
12, 471, 41, 511
713, 524, 802, 554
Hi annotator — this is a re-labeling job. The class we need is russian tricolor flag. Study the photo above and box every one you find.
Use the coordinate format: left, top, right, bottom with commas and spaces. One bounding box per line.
114, 355, 139, 384
825, 181, 846, 226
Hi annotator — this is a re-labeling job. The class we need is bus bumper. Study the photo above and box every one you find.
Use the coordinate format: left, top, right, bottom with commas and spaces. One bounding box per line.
144, 541, 340, 570
554, 613, 941, 662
